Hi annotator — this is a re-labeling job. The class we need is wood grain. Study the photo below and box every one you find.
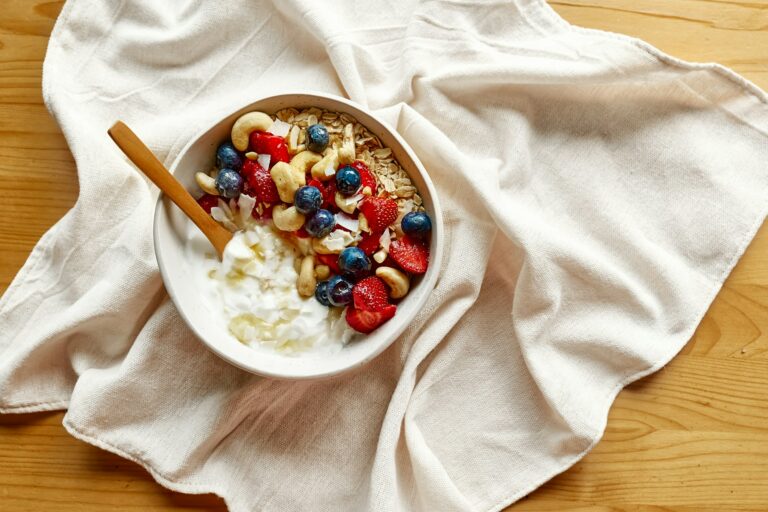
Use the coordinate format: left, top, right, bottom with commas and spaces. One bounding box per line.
0, 1, 766, 510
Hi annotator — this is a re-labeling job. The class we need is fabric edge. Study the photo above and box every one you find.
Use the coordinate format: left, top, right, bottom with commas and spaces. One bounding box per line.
532, 0, 768, 106
0, 0, 77, 329
485, 201, 767, 512
482, 2, 768, 511
0, 400, 69, 415
0, 0, 80, 406
62, 417, 234, 509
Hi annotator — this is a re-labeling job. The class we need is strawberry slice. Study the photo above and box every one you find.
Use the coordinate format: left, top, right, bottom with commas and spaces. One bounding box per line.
316, 253, 341, 274
353, 277, 390, 311
248, 131, 289, 165
307, 178, 324, 189
294, 226, 310, 238
357, 231, 380, 255
358, 196, 398, 234
345, 304, 396, 334
389, 235, 429, 274
241, 160, 279, 204
351, 160, 376, 192
197, 194, 219, 214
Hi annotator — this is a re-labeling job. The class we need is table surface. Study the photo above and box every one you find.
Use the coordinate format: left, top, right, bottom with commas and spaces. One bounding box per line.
1, 1, 767, 510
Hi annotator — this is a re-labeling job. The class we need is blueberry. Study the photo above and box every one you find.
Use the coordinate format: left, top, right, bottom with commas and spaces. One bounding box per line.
306, 124, 329, 153
294, 186, 323, 215
327, 275, 354, 306
338, 247, 371, 280
215, 168, 243, 198
305, 209, 335, 238
336, 166, 361, 196
401, 211, 432, 239
216, 142, 242, 171
315, 280, 332, 306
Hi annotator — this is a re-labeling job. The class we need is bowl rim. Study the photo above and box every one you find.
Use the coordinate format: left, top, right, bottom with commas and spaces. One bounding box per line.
153, 91, 443, 380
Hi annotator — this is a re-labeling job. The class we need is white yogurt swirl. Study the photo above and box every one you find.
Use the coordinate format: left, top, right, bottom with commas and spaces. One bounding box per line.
192, 223, 353, 355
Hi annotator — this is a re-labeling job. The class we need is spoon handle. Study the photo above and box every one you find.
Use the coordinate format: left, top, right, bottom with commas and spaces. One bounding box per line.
108, 121, 232, 258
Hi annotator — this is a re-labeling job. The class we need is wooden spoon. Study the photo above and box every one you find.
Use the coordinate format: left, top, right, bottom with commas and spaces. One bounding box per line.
108, 121, 233, 258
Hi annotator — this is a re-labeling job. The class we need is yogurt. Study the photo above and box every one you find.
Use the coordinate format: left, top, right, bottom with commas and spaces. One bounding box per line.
190, 223, 353, 355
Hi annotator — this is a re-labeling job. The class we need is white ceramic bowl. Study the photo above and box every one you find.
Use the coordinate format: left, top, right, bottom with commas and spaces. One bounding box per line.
154, 92, 443, 379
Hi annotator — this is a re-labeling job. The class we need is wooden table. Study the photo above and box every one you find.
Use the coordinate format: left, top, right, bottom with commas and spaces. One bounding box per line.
1, 1, 766, 510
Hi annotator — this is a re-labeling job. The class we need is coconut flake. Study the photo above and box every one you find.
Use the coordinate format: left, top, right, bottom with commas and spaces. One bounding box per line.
322, 235, 346, 252
379, 229, 392, 252
320, 230, 355, 252
217, 198, 233, 219
335, 212, 359, 232
268, 119, 291, 138
237, 194, 257, 226
211, 207, 239, 232
344, 193, 363, 207
257, 153, 271, 171
323, 164, 336, 177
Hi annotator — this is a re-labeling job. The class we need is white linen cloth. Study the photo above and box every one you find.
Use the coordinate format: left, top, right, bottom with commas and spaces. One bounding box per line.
1, 1, 767, 510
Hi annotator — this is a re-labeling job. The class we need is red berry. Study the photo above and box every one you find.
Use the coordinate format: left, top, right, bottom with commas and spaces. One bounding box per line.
358, 196, 398, 234
322, 180, 339, 212
316, 253, 341, 274
345, 304, 396, 334
197, 194, 219, 214
353, 277, 390, 312
389, 235, 429, 274
351, 160, 376, 192
357, 231, 380, 255
241, 178, 254, 197
248, 131, 290, 165
241, 160, 279, 204
270, 142, 290, 164
294, 226, 310, 238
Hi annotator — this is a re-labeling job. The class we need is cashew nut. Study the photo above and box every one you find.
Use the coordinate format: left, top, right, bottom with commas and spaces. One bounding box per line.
231, 111, 273, 151
245, 152, 258, 160
338, 123, 356, 164
290, 150, 323, 173
195, 172, 219, 196
373, 250, 387, 264
285, 234, 312, 256
297, 255, 316, 298
295, 237, 312, 256
335, 191, 358, 214
314, 265, 330, 280
272, 204, 306, 231
270, 162, 306, 203
310, 148, 339, 181
376, 266, 410, 299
